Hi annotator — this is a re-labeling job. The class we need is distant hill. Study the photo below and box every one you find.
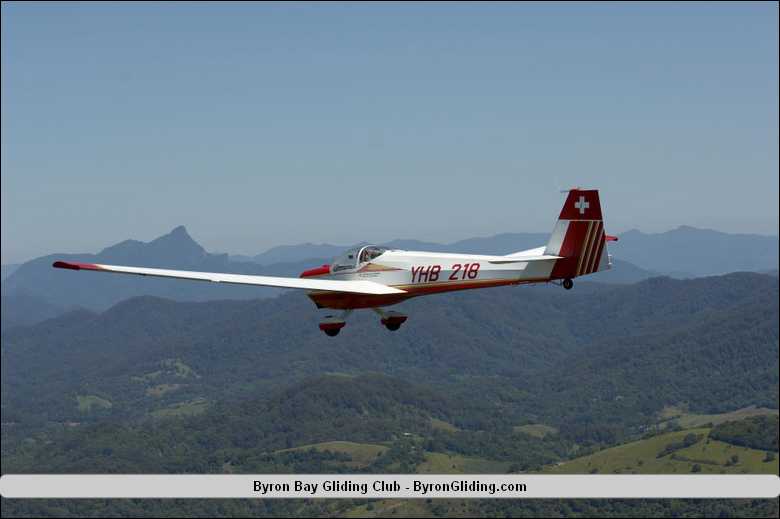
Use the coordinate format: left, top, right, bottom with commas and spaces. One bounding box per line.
4, 225, 776, 314
616, 226, 778, 276
384, 233, 551, 255
536, 276, 779, 442
1, 264, 20, 281
0, 292, 68, 330
235, 233, 553, 265
237, 226, 777, 278
237, 242, 363, 265
243, 240, 658, 284
0, 227, 318, 311
240, 233, 551, 265
588, 259, 659, 284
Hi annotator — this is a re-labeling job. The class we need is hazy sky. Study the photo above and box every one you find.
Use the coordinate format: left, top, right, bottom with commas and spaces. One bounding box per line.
2, 2, 778, 263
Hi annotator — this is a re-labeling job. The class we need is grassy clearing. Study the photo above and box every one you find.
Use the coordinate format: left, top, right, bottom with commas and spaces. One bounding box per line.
75, 395, 112, 412
545, 427, 779, 475
150, 397, 208, 418
673, 438, 778, 473
658, 405, 778, 429
417, 452, 512, 474
430, 417, 459, 433
658, 405, 686, 420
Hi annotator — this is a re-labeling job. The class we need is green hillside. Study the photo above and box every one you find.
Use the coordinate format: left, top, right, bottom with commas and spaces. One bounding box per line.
546, 427, 779, 475
3, 273, 777, 450
2, 273, 778, 518
658, 405, 778, 429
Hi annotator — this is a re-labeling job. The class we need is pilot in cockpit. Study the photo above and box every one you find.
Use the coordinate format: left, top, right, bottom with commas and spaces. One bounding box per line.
359, 246, 386, 264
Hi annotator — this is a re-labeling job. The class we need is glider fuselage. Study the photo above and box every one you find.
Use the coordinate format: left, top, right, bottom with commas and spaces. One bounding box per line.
301, 248, 563, 309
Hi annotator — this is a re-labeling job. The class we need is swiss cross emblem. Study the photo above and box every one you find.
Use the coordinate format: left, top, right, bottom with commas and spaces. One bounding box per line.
574, 195, 589, 215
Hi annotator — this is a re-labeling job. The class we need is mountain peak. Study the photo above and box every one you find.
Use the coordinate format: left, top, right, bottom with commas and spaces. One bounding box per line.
94, 226, 206, 264
148, 226, 205, 256
159, 225, 192, 240
150, 225, 198, 244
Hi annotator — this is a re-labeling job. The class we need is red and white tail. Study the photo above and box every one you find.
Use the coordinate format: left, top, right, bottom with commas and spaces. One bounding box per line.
545, 189, 611, 279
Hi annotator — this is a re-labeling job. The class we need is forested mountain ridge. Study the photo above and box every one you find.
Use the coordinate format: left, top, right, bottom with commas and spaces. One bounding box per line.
1, 273, 777, 519
3, 272, 776, 446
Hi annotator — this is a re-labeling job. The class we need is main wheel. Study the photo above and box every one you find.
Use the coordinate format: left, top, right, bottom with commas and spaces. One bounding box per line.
324, 328, 340, 337
562, 278, 573, 290
385, 322, 401, 331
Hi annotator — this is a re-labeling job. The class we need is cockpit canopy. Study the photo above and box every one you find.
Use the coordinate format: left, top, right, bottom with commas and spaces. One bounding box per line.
331, 245, 388, 272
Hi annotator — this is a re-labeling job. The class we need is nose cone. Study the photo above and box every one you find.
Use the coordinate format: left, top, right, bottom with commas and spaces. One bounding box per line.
299, 264, 331, 278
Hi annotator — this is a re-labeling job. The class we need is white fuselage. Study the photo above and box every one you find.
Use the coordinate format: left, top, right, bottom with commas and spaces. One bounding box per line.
303, 246, 569, 309
329, 250, 555, 287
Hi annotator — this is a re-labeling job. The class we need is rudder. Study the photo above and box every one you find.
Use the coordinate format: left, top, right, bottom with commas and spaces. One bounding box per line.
545, 189, 609, 279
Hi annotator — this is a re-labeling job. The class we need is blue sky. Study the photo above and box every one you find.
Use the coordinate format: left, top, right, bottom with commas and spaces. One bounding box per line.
2, 2, 777, 263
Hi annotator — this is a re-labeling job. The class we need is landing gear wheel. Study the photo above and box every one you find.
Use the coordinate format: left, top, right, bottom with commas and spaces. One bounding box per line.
319, 318, 346, 337
562, 278, 574, 290
379, 311, 407, 332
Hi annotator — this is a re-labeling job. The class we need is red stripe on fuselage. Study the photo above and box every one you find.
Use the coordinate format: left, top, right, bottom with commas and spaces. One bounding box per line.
307, 277, 548, 310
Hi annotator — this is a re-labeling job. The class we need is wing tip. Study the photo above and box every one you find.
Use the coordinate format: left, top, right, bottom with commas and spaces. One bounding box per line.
52, 261, 101, 271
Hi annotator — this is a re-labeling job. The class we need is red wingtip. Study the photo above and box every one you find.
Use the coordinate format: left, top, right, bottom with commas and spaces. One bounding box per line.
605, 235, 618, 242
52, 261, 101, 271
53, 261, 80, 270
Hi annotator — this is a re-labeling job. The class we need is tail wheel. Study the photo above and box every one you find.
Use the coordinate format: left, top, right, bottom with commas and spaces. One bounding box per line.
562, 278, 574, 290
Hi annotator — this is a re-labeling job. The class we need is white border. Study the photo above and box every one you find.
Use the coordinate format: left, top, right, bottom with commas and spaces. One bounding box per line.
1, 474, 779, 499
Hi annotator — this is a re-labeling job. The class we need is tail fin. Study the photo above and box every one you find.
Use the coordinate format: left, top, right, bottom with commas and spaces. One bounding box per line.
546, 189, 610, 279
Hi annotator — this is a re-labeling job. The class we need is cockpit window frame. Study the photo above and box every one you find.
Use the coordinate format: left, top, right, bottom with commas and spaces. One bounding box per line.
331, 247, 360, 272
331, 245, 387, 272
359, 245, 387, 264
